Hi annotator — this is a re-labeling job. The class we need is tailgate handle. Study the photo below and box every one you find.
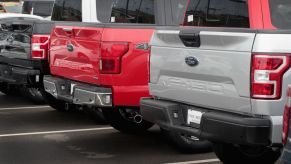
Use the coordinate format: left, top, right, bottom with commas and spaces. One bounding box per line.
179, 32, 200, 48
62, 27, 74, 37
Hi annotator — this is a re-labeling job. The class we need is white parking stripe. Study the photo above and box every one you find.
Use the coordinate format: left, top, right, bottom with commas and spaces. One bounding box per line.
0, 106, 50, 111
0, 127, 114, 138
165, 159, 220, 164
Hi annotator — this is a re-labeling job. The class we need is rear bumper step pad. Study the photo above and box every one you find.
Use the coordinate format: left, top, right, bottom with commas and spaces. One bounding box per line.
43, 76, 112, 107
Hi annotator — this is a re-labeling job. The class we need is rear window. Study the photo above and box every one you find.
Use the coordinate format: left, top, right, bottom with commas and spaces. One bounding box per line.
22, 1, 54, 17
96, 0, 156, 24
184, 0, 249, 28
3, 3, 22, 13
0, 5, 5, 13
169, 0, 189, 25
269, 0, 291, 29
51, 0, 82, 22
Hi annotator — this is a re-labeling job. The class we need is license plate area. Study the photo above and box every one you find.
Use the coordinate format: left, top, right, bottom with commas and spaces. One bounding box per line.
187, 109, 203, 128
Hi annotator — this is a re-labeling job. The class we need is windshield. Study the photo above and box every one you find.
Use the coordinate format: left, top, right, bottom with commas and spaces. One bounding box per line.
3, 4, 22, 13
22, 1, 54, 17
269, 0, 291, 29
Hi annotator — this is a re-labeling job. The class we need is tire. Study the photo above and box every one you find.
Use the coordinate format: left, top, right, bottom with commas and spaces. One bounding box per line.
21, 87, 45, 104
213, 142, 281, 164
41, 89, 75, 112
91, 108, 107, 124
0, 83, 20, 96
161, 129, 212, 154
102, 107, 154, 134
0, 85, 12, 95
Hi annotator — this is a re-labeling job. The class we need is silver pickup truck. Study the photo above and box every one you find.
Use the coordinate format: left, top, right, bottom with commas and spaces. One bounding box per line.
141, 0, 290, 163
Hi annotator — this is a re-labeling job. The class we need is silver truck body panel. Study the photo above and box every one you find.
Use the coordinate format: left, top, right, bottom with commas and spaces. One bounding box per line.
270, 116, 283, 144
253, 34, 291, 53
149, 28, 291, 144
150, 28, 255, 114
251, 34, 291, 143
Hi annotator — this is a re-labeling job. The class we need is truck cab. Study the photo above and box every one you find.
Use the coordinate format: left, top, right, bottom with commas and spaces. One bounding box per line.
50, 0, 100, 22
22, 0, 55, 19
141, 0, 291, 163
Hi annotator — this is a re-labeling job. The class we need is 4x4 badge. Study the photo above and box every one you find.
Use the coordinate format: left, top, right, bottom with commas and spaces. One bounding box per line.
185, 56, 199, 67
136, 43, 149, 50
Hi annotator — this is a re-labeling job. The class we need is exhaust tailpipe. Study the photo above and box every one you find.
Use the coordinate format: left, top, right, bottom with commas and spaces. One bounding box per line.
133, 114, 143, 124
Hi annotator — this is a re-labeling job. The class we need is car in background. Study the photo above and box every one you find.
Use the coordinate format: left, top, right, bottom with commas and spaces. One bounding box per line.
0, 2, 22, 14
22, 0, 54, 19
281, 86, 291, 164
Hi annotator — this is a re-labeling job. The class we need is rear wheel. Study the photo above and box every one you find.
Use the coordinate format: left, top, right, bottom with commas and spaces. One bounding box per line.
213, 143, 281, 164
0, 83, 20, 96
91, 108, 107, 124
80, 106, 107, 124
161, 129, 212, 153
41, 90, 75, 112
21, 87, 45, 104
102, 107, 154, 134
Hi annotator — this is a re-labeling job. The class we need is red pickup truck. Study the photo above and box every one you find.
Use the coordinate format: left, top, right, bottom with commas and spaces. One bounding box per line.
43, 0, 188, 133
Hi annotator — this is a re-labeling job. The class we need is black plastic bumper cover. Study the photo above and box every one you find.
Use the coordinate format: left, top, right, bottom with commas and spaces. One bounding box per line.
0, 56, 49, 85
0, 64, 40, 84
140, 98, 272, 146
43, 76, 113, 107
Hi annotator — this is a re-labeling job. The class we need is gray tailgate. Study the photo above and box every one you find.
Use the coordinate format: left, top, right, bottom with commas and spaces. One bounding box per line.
149, 27, 256, 114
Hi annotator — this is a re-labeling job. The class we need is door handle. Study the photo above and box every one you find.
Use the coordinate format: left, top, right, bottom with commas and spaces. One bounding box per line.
62, 27, 74, 37
63, 27, 72, 32
179, 32, 200, 47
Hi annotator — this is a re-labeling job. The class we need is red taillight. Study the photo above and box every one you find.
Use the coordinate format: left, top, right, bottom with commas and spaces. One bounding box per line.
100, 42, 129, 74
31, 35, 50, 60
251, 54, 291, 99
283, 87, 291, 145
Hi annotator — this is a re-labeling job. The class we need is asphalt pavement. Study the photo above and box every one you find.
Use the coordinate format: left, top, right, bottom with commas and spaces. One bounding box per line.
0, 92, 222, 164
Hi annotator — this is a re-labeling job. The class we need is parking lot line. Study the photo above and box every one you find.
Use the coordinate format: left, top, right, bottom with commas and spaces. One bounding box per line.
0, 127, 114, 138
0, 106, 50, 111
165, 158, 220, 164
